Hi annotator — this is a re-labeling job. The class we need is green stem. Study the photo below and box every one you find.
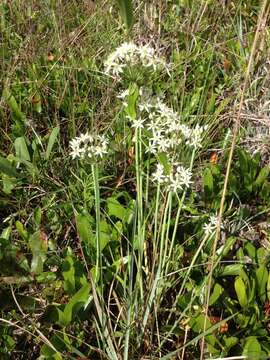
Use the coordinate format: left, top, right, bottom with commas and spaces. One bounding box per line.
142, 190, 172, 332
165, 149, 196, 277
153, 182, 161, 260
135, 126, 144, 300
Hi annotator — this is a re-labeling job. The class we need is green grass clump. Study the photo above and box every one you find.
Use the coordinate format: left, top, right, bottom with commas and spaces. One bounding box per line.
1, 1, 270, 359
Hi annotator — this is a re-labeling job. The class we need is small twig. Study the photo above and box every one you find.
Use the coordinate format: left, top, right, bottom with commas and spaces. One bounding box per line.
10, 285, 26, 318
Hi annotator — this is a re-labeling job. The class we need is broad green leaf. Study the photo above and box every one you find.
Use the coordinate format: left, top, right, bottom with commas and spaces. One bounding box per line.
256, 265, 268, 302
242, 336, 261, 360
62, 255, 76, 294
33, 206, 42, 226
0, 156, 19, 178
2, 176, 18, 194
58, 283, 90, 327
224, 336, 238, 351
1, 226, 12, 240
14, 137, 31, 162
257, 247, 267, 265
236, 247, 245, 262
245, 242, 256, 260
40, 334, 64, 359
189, 314, 215, 346
13, 156, 38, 177
107, 197, 126, 220
216, 236, 236, 257
209, 283, 223, 305
116, 0, 133, 30
29, 231, 48, 274
15, 220, 29, 241
219, 264, 243, 276
234, 276, 248, 308
100, 220, 111, 250
36, 272, 57, 283
75, 212, 94, 247
45, 126, 59, 160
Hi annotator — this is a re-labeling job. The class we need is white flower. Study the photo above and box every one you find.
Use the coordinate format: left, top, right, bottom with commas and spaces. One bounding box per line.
202, 215, 220, 236
181, 124, 208, 149
70, 139, 86, 160
79, 132, 94, 144
146, 120, 160, 132
179, 124, 192, 139
117, 89, 129, 99
152, 163, 167, 184
175, 165, 193, 188
146, 141, 157, 154
131, 118, 145, 129
139, 101, 153, 113
167, 165, 192, 192
157, 138, 170, 152
152, 162, 192, 192
94, 145, 107, 158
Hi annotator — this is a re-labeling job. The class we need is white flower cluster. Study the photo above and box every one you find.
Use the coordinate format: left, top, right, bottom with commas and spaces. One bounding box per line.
104, 42, 167, 78
117, 88, 207, 151
180, 124, 208, 149
69, 132, 108, 160
152, 162, 192, 192
202, 215, 220, 236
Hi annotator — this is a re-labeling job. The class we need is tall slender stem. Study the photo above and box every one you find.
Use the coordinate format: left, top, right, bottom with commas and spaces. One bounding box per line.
92, 163, 103, 291
165, 149, 196, 277
135, 126, 144, 300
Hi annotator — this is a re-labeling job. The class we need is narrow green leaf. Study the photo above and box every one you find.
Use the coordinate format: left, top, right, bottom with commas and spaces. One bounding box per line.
267, 271, 270, 301
45, 126, 60, 160
2, 88, 26, 122
255, 167, 269, 189
116, 0, 133, 30
237, 149, 249, 175
203, 167, 213, 196
125, 83, 138, 119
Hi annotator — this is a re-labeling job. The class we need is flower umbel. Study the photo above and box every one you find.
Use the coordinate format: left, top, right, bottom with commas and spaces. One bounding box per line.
104, 42, 168, 79
70, 132, 108, 161
152, 162, 192, 192
202, 215, 221, 236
